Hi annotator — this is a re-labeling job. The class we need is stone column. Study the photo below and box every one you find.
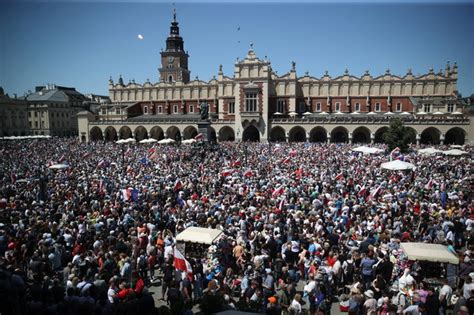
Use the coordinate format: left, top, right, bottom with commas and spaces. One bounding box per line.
102, 131, 106, 142
327, 132, 331, 144
147, 132, 151, 139
370, 132, 375, 144
416, 134, 420, 146
349, 132, 353, 144
440, 134, 445, 145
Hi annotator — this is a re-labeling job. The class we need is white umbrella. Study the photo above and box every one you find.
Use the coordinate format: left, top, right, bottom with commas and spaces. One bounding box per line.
367, 112, 376, 115
125, 138, 136, 143
319, 111, 329, 115
416, 111, 427, 115
432, 111, 444, 115
116, 139, 127, 144
182, 139, 197, 144
48, 164, 70, 170
334, 111, 344, 115
273, 112, 283, 116
417, 148, 442, 155
303, 111, 312, 116
451, 111, 463, 115
158, 138, 175, 144
350, 111, 360, 115
442, 149, 468, 156
449, 144, 463, 149
139, 138, 157, 144
288, 111, 297, 117
380, 160, 415, 171
384, 111, 394, 115
400, 112, 412, 115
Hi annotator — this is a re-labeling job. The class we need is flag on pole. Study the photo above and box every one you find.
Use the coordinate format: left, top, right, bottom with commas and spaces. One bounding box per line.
99, 179, 104, 193
278, 197, 286, 210
390, 147, 400, 161
282, 157, 290, 164
272, 185, 285, 198
334, 173, 344, 181
367, 184, 383, 201
125, 148, 132, 156
122, 188, 132, 201
221, 169, 233, 177
173, 248, 193, 281
194, 133, 204, 141
289, 149, 297, 157
58, 155, 66, 163
357, 185, 367, 197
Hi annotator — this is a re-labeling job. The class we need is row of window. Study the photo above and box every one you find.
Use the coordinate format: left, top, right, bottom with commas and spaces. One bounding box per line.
142, 104, 196, 115
29, 111, 71, 118
102, 108, 122, 115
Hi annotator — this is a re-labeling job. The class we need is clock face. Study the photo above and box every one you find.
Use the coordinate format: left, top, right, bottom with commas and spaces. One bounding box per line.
168, 56, 175, 64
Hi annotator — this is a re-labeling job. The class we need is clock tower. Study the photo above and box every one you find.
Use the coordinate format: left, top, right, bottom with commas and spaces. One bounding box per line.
159, 10, 190, 84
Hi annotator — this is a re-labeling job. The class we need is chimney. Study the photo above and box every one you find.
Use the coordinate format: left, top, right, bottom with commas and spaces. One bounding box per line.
35, 86, 45, 92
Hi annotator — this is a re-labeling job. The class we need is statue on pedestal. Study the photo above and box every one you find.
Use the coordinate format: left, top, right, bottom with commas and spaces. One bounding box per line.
199, 102, 209, 120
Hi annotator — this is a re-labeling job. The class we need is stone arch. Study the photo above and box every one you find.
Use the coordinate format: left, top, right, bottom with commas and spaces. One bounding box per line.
420, 127, 441, 145
183, 126, 198, 140
242, 125, 260, 142
444, 127, 466, 145
134, 126, 148, 141
149, 126, 164, 140
219, 126, 235, 141
167, 126, 181, 141
374, 127, 388, 144
352, 126, 371, 144
104, 126, 117, 141
269, 126, 286, 142
331, 126, 349, 143
90, 126, 103, 141
309, 126, 327, 143
289, 126, 306, 142
119, 126, 132, 139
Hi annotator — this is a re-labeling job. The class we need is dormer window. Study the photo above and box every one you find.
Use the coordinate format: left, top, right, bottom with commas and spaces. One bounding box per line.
424, 104, 431, 113
173, 105, 178, 113
335, 102, 341, 112
375, 102, 381, 112
355, 102, 360, 112
144, 106, 148, 115
189, 105, 194, 113
316, 102, 321, 112
396, 102, 402, 112
158, 106, 163, 114
168, 75, 173, 83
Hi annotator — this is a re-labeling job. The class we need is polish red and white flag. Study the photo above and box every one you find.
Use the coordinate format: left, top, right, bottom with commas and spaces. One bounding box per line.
173, 248, 193, 281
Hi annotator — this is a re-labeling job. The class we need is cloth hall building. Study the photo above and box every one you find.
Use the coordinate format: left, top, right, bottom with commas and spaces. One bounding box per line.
78, 13, 472, 145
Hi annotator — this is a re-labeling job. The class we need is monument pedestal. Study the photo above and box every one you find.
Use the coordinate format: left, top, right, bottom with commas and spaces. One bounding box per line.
198, 120, 211, 142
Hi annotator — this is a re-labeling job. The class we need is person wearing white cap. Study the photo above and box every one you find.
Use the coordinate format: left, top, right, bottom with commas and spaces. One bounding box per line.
363, 290, 377, 314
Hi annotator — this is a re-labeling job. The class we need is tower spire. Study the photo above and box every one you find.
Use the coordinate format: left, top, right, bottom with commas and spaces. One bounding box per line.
173, 8, 176, 22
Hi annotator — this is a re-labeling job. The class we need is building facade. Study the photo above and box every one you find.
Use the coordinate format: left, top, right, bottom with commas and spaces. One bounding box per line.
26, 85, 89, 137
78, 13, 472, 145
0, 87, 29, 137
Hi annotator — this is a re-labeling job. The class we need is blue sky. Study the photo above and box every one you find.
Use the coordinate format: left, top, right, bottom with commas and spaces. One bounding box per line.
1, 1, 473, 97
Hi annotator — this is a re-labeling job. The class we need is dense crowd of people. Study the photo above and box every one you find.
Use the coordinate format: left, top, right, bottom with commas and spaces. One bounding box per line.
0, 138, 472, 315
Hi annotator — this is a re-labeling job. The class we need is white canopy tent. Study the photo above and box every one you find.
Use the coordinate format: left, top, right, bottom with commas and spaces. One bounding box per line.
442, 149, 468, 156
182, 139, 197, 144
380, 160, 415, 171
400, 242, 459, 265
352, 146, 384, 154
158, 138, 175, 144
139, 138, 157, 144
418, 148, 442, 155
176, 227, 224, 245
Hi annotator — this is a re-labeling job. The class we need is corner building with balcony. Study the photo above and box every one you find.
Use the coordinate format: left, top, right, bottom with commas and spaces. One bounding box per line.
78, 13, 473, 145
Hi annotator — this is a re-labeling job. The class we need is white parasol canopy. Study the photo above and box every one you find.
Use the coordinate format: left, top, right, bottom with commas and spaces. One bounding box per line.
400, 111, 412, 115
273, 112, 283, 116
432, 111, 445, 115
48, 164, 70, 170
451, 111, 463, 115
334, 111, 344, 115
139, 138, 157, 144
449, 144, 463, 149
116, 139, 127, 144
176, 227, 224, 245
319, 111, 329, 115
303, 111, 312, 116
367, 111, 376, 115
416, 111, 427, 115
352, 146, 384, 154
182, 138, 197, 144
442, 149, 468, 156
384, 111, 394, 115
350, 111, 360, 115
400, 242, 459, 265
158, 138, 175, 144
417, 147, 442, 155
380, 160, 415, 171
288, 111, 297, 117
